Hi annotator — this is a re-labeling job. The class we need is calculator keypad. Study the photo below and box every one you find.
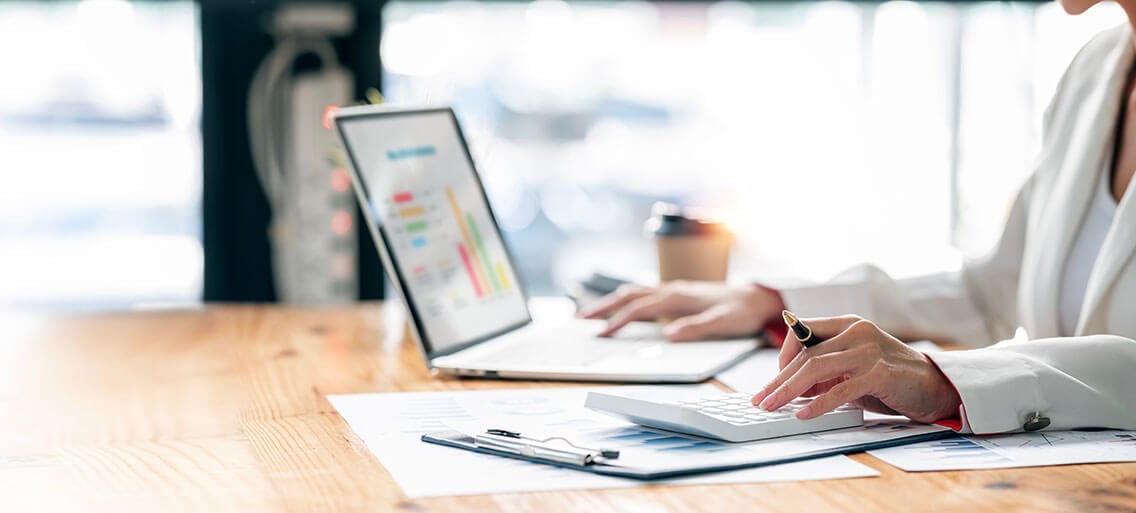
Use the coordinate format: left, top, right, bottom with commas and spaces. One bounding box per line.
678, 393, 854, 426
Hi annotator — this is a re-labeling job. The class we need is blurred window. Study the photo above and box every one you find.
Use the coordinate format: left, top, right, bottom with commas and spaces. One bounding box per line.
2, 0, 1119, 308
382, 0, 1125, 294
0, 0, 201, 309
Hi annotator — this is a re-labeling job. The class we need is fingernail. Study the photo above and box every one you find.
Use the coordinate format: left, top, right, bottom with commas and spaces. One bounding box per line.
795, 407, 811, 419
758, 397, 773, 411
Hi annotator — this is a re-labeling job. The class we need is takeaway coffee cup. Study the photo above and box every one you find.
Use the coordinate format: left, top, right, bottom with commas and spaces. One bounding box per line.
647, 203, 733, 282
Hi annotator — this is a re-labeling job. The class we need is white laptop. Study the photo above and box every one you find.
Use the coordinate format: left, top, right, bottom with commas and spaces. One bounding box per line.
332, 105, 758, 382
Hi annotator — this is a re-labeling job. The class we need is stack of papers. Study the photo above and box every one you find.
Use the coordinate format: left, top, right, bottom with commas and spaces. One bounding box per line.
332, 338, 1136, 496
330, 385, 880, 498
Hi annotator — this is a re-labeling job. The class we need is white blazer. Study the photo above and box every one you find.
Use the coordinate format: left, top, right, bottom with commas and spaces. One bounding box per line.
778, 24, 1136, 434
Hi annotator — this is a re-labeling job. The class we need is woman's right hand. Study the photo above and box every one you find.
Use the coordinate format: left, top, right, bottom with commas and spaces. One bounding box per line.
578, 281, 784, 341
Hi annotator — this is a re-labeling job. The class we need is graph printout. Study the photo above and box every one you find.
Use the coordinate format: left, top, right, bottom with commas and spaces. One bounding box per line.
339, 111, 528, 353
329, 385, 879, 498
869, 430, 1136, 471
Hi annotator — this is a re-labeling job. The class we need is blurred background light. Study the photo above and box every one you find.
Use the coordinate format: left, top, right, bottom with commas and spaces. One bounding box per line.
382, 0, 1124, 293
0, 0, 1126, 308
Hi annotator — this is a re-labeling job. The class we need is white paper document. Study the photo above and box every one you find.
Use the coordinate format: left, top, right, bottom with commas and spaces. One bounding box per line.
716, 340, 943, 393
329, 385, 879, 498
715, 348, 780, 394
868, 430, 1136, 471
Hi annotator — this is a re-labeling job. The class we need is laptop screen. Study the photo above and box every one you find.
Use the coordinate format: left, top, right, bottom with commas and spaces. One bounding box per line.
337, 109, 530, 355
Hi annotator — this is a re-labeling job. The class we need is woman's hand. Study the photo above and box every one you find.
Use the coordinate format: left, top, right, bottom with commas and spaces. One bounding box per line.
750, 315, 961, 423
578, 281, 783, 341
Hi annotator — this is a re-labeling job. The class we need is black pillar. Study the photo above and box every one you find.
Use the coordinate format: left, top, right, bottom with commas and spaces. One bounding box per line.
200, 0, 385, 302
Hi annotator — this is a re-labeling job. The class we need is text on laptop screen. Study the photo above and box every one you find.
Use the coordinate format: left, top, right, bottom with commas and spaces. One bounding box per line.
339, 111, 529, 354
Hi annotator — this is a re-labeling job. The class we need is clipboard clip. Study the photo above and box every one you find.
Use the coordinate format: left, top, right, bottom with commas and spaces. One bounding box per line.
473, 428, 620, 467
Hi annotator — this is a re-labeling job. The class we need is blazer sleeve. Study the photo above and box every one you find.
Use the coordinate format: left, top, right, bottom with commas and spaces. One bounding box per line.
925, 335, 1136, 433
776, 174, 1034, 347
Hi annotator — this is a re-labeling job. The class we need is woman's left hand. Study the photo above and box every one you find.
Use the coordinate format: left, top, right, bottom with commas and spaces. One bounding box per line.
749, 315, 962, 423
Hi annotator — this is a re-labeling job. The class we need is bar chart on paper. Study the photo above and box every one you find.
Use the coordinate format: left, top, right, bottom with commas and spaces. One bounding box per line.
868, 437, 1014, 471
327, 386, 879, 498
869, 431, 1136, 471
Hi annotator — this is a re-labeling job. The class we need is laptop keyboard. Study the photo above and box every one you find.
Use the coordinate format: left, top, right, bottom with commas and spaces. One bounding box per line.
465, 321, 674, 367
478, 338, 649, 367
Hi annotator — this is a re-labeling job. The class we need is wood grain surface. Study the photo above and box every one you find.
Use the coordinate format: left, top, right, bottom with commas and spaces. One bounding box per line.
2, 304, 1134, 513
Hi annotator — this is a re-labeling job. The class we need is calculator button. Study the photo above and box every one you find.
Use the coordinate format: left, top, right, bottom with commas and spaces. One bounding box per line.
586, 391, 864, 443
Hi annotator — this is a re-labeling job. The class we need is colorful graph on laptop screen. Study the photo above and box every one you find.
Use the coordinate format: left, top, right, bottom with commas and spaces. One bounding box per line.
339, 111, 528, 353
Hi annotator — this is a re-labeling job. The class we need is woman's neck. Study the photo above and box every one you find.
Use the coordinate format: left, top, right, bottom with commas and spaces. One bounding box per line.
1125, 4, 1136, 47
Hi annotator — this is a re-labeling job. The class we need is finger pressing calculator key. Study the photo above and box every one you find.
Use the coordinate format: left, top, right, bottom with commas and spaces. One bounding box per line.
585, 391, 863, 443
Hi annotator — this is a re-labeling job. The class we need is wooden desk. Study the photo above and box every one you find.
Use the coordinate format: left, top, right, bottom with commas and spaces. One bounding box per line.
3, 304, 1134, 513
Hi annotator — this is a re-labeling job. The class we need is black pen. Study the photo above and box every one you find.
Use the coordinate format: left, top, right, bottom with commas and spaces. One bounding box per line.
782, 310, 824, 347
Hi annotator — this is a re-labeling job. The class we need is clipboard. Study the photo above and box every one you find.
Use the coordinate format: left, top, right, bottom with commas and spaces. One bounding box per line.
422, 426, 955, 480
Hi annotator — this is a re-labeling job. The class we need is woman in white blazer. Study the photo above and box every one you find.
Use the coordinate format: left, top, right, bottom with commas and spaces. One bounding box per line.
583, 0, 1136, 434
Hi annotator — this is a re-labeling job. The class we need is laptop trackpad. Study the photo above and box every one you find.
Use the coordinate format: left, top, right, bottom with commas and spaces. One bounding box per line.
543, 318, 667, 340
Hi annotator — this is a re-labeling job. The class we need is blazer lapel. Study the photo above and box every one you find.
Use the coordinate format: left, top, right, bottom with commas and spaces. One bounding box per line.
1031, 26, 1134, 338
1076, 31, 1136, 335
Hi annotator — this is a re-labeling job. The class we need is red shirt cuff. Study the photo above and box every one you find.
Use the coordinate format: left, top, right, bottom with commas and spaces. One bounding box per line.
755, 284, 787, 347
923, 352, 965, 431
934, 418, 963, 431
763, 320, 788, 347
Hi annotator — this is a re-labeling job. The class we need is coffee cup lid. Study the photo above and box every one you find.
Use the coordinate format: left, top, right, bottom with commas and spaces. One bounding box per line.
647, 202, 730, 237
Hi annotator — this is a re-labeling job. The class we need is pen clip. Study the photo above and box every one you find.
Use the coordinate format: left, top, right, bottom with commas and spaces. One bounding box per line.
482, 428, 620, 460
474, 432, 594, 466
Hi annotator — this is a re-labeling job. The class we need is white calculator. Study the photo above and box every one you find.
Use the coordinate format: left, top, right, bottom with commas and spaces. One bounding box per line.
585, 390, 864, 443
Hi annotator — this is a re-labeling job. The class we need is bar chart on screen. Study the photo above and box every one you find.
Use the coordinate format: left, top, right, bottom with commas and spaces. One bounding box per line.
339, 111, 531, 350
384, 183, 518, 315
